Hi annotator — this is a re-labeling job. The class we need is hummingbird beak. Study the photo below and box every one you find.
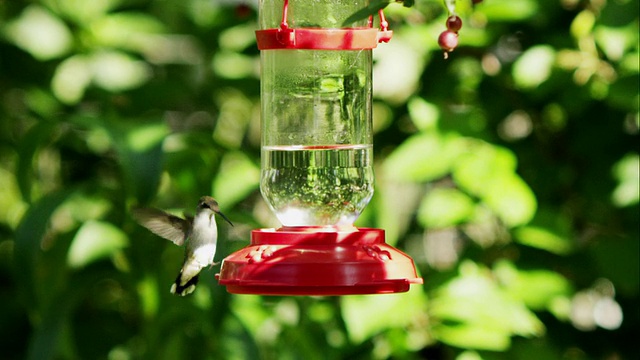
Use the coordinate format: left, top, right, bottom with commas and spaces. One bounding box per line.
216, 210, 234, 227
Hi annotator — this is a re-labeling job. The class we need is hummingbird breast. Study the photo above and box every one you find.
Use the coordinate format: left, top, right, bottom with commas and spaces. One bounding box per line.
187, 210, 219, 266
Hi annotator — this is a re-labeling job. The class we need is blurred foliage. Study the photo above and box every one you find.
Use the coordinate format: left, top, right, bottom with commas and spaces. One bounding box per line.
0, 0, 638, 359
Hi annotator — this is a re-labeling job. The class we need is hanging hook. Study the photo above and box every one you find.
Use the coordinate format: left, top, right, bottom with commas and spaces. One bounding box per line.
377, 9, 393, 43
280, 0, 290, 29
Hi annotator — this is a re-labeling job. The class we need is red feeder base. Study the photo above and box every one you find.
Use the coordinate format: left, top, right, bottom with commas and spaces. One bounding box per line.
216, 227, 422, 296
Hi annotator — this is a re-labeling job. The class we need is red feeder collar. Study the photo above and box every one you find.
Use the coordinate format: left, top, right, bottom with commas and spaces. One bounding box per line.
216, 228, 423, 296
256, 1, 392, 50
256, 27, 391, 50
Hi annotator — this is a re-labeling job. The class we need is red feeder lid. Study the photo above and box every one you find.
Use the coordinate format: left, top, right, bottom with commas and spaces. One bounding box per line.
216, 227, 423, 295
255, 1, 393, 50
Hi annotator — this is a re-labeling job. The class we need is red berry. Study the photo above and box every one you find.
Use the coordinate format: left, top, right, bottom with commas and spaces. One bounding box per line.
446, 15, 462, 32
438, 30, 458, 52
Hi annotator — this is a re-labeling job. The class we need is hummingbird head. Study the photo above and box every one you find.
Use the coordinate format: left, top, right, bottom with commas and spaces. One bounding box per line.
197, 196, 233, 226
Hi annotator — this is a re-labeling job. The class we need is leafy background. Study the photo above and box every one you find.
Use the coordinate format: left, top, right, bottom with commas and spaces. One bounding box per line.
0, 0, 638, 359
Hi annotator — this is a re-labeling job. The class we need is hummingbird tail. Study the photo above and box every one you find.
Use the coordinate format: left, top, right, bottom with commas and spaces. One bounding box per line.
170, 272, 199, 296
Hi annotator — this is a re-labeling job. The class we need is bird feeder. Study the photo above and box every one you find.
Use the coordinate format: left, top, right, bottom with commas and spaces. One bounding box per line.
217, 0, 422, 295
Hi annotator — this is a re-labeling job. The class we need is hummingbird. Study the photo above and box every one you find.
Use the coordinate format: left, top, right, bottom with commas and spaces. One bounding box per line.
132, 196, 233, 296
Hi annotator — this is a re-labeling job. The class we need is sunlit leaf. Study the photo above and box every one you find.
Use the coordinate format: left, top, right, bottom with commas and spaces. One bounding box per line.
476, 0, 538, 22
407, 96, 439, 132
570, 10, 596, 39
611, 153, 639, 207
219, 23, 257, 52
127, 122, 170, 153
24, 88, 62, 119
494, 260, 573, 311
67, 220, 129, 269
514, 226, 573, 254
90, 12, 166, 50
212, 151, 260, 208
430, 261, 545, 351
213, 89, 254, 149
212, 51, 256, 79
231, 295, 273, 341
4, 5, 73, 60
514, 208, 573, 254
452, 141, 517, 198
90, 51, 152, 92
137, 276, 159, 318
373, 178, 423, 246
42, 0, 122, 23
417, 187, 475, 228
188, 0, 224, 28
0, 168, 27, 228
456, 350, 483, 360
383, 132, 464, 182
107, 120, 167, 203
484, 173, 537, 227
373, 37, 426, 103
51, 55, 92, 104
513, 45, 556, 90
342, 288, 427, 343
454, 143, 536, 226
433, 323, 511, 351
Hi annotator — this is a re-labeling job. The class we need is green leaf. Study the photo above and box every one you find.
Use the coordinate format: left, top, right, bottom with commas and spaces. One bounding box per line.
453, 141, 536, 227
514, 226, 573, 255
16, 121, 57, 202
42, 0, 122, 23
570, 10, 596, 39
90, 12, 166, 51
341, 0, 390, 27
430, 261, 545, 350
231, 295, 273, 341
483, 174, 537, 227
51, 55, 92, 104
513, 207, 573, 254
512, 45, 556, 90
407, 97, 440, 132
383, 132, 463, 183
90, 51, 152, 92
494, 260, 573, 311
4, 5, 73, 60
433, 323, 512, 352
452, 141, 517, 198
483, 173, 537, 227
107, 120, 168, 203
212, 151, 260, 208
67, 220, 129, 269
476, 0, 539, 22
417, 187, 475, 228
0, 168, 27, 228
611, 153, 639, 207
342, 288, 428, 343
14, 188, 76, 312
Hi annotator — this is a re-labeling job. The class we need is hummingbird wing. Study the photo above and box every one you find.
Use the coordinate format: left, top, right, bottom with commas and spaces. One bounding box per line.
132, 208, 191, 246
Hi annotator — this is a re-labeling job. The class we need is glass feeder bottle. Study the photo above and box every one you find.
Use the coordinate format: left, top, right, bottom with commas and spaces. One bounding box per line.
259, 0, 374, 228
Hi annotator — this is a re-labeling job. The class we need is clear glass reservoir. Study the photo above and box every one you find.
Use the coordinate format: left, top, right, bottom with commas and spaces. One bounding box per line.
259, 0, 374, 227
